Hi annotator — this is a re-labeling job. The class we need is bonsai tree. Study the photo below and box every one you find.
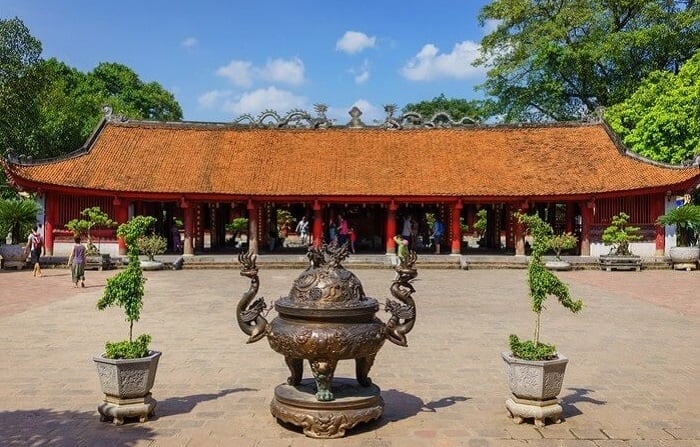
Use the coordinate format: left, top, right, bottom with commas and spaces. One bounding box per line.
97, 215, 156, 359
0, 198, 40, 244
549, 232, 578, 261
137, 234, 167, 261
601, 212, 642, 256
226, 217, 249, 246
511, 213, 583, 360
65, 206, 116, 254
656, 204, 700, 247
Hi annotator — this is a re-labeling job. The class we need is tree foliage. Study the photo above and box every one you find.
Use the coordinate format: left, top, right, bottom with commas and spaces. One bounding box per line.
476, 1, 700, 122
402, 94, 495, 122
605, 51, 700, 164
0, 18, 183, 166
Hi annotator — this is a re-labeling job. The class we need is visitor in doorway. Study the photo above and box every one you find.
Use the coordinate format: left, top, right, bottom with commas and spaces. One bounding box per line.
349, 227, 357, 253
170, 220, 181, 253
268, 226, 278, 252
296, 216, 310, 245
337, 215, 349, 246
328, 220, 337, 245
25, 225, 44, 277
393, 234, 408, 261
431, 218, 444, 254
401, 215, 413, 247
68, 235, 86, 288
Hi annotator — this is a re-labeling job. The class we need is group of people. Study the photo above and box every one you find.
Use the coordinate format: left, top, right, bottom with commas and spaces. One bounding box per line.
326, 214, 357, 253
24, 225, 86, 288
399, 215, 444, 255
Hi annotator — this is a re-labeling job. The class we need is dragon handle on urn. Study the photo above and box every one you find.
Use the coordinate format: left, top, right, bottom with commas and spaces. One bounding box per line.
236, 251, 269, 343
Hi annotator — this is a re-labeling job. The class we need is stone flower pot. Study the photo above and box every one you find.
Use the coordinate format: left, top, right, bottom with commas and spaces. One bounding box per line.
502, 352, 568, 427
668, 246, 700, 271
94, 350, 161, 424
0, 244, 27, 269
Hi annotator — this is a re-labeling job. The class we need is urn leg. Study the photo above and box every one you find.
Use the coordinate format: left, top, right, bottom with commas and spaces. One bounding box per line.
309, 359, 337, 401
355, 354, 376, 387
285, 357, 303, 385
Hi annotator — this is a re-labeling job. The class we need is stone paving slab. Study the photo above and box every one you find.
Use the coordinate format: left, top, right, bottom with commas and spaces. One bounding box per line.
0, 265, 698, 446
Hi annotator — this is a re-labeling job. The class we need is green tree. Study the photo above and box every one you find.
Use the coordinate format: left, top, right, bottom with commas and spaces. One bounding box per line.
476, 1, 700, 122
86, 62, 182, 121
0, 17, 46, 160
403, 94, 494, 122
605, 51, 700, 164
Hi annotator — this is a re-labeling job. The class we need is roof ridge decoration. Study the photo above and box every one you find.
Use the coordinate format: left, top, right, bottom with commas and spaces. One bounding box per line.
230, 104, 481, 130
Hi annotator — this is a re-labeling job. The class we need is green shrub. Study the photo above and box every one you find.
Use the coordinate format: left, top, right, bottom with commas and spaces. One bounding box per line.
137, 234, 167, 261
105, 334, 152, 359
602, 212, 642, 256
511, 213, 583, 361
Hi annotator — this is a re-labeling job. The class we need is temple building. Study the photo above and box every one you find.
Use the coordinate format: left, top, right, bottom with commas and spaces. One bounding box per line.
2, 106, 699, 258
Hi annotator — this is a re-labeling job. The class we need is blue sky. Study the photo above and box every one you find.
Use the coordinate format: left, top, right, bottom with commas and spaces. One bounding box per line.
1, 0, 496, 124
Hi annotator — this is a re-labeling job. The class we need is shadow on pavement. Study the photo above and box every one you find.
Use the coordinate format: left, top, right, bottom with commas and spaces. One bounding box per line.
561, 387, 606, 418
153, 387, 257, 418
0, 408, 154, 446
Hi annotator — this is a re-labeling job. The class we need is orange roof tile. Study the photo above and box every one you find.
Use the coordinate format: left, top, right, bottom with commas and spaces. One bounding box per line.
5, 120, 699, 199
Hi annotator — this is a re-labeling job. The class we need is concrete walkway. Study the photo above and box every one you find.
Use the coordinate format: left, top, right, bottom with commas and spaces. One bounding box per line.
0, 263, 698, 446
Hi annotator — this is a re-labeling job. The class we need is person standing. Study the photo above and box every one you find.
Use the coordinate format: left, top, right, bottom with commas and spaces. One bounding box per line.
349, 227, 357, 253
296, 216, 310, 245
431, 217, 444, 254
337, 215, 349, 247
25, 226, 44, 277
67, 235, 87, 288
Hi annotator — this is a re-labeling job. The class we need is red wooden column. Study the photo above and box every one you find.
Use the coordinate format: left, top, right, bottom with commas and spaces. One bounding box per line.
385, 201, 398, 255
182, 201, 195, 256
579, 200, 594, 256
43, 191, 58, 256
654, 193, 665, 256
114, 197, 129, 256
312, 200, 323, 247
451, 200, 463, 254
247, 200, 258, 254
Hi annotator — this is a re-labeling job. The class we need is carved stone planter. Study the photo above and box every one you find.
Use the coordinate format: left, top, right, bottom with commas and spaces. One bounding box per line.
94, 350, 161, 425
502, 352, 568, 427
668, 246, 699, 271
598, 254, 642, 272
86, 253, 112, 271
0, 244, 27, 269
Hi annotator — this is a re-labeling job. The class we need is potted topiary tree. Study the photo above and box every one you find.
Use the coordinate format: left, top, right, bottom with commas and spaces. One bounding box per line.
545, 232, 578, 271
503, 213, 584, 427
656, 203, 700, 270
0, 198, 41, 269
93, 215, 161, 425
599, 212, 643, 271
137, 233, 167, 271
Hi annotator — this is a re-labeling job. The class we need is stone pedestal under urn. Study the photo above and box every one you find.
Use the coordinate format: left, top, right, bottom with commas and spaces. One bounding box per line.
235, 244, 418, 438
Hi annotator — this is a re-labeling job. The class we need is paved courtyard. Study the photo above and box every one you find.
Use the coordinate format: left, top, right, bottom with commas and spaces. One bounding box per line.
0, 264, 698, 446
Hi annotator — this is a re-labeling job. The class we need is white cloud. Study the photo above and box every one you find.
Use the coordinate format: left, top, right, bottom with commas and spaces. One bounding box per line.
260, 57, 305, 86
222, 87, 308, 116
216, 60, 254, 87
181, 37, 198, 49
400, 40, 485, 81
336, 31, 376, 54
216, 58, 306, 87
197, 90, 233, 109
353, 60, 370, 84
481, 19, 501, 35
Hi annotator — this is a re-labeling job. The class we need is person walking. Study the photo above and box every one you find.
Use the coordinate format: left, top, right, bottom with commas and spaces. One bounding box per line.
24, 226, 44, 277
67, 235, 87, 288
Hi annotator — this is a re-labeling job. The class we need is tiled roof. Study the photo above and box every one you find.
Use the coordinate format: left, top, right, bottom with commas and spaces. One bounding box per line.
5, 120, 699, 199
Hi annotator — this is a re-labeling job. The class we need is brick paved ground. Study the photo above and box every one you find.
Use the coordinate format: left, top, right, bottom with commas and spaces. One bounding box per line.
0, 263, 698, 446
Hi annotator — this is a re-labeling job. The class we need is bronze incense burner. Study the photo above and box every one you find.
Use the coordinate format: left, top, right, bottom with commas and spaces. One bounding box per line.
235, 243, 417, 438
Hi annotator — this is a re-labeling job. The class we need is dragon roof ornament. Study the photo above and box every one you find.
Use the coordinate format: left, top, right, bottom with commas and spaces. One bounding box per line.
231, 105, 480, 129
